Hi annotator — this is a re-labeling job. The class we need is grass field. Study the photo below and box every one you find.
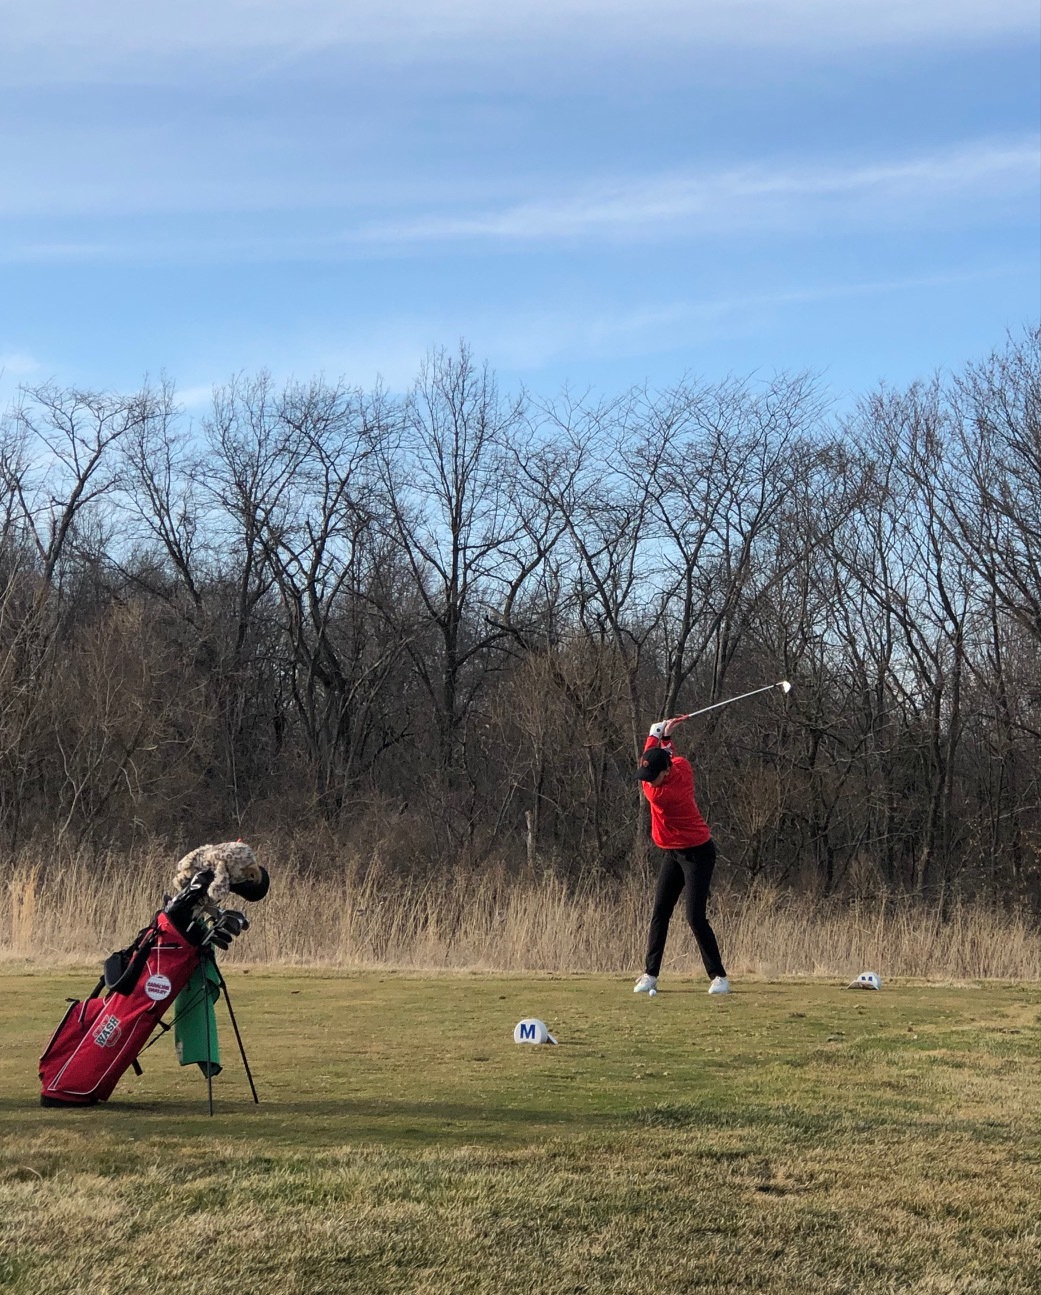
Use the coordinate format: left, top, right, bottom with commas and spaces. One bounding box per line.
2, 968, 1040, 1294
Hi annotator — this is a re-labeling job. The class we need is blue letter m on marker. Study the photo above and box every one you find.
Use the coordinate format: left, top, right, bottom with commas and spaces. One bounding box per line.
519, 1022, 536, 1040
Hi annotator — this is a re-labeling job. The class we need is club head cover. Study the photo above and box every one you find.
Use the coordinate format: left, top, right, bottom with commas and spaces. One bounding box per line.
228, 866, 270, 902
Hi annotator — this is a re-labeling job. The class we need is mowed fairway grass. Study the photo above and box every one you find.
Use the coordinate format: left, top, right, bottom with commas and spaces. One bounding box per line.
2, 970, 1040, 1294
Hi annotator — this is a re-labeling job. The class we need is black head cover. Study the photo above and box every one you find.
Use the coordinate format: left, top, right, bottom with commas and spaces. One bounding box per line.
229, 866, 270, 902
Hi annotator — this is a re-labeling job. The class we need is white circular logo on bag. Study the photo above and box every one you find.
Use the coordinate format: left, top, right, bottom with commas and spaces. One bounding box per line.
144, 974, 173, 1001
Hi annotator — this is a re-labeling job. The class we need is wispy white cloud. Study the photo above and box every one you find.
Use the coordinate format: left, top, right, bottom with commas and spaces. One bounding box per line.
174, 384, 219, 411
523, 265, 1038, 365
291, 260, 1036, 384
0, 350, 43, 378
0, 0, 1035, 85
347, 139, 1041, 247
2, 139, 1035, 264
0, 351, 46, 418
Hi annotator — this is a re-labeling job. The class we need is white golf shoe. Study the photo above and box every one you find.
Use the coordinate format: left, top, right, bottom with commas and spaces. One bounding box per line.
633, 973, 658, 994
708, 976, 730, 995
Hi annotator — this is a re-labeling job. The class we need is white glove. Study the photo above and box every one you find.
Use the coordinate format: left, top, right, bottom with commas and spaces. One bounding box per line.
649, 721, 668, 740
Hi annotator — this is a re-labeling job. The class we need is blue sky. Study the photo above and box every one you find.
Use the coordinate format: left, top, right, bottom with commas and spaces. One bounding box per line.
1, 0, 1038, 409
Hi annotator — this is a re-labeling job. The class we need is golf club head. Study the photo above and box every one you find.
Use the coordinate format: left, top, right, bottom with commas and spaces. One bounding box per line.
220, 910, 250, 937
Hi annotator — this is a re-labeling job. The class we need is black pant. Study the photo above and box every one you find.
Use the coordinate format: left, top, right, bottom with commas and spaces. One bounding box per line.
644, 839, 726, 980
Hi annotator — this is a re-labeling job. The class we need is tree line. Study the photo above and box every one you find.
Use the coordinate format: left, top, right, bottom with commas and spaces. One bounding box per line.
1, 328, 1038, 904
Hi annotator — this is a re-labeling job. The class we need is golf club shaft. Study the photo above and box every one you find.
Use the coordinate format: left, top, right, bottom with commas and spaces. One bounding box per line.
671, 682, 785, 724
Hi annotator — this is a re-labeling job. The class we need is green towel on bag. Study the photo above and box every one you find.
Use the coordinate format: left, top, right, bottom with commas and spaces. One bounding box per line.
174, 959, 222, 1077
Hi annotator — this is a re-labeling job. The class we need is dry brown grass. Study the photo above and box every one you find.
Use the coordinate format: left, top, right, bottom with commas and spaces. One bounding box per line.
2, 844, 1040, 981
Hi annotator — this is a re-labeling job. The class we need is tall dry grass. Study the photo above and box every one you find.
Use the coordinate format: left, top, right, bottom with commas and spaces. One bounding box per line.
2, 845, 1040, 981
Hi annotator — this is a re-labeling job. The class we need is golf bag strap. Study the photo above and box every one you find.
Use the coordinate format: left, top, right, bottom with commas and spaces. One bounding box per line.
104, 923, 161, 995
137, 1017, 173, 1054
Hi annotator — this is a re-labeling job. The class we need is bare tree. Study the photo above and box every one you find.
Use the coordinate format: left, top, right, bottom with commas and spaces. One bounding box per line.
626, 373, 827, 719
947, 328, 1041, 646
0, 384, 154, 844
374, 345, 542, 848
256, 382, 415, 818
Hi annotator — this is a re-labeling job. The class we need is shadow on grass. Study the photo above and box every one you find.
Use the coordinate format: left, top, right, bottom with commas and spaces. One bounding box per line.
0, 1094, 602, 1149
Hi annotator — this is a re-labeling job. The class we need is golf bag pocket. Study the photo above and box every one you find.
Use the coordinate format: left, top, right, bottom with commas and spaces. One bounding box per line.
40, 912, 201, 1106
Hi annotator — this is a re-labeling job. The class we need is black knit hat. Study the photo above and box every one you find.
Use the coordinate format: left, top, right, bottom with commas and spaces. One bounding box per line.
637, 746, 672, 781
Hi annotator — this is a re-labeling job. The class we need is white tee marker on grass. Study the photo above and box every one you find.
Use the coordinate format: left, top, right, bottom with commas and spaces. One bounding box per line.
513, 1018, 558, 1044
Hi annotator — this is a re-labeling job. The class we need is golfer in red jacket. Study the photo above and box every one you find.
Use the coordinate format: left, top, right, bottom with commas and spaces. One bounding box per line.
634, 719, 729, 996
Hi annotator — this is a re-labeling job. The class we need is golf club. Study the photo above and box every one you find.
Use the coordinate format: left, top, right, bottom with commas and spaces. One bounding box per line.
667, 680, 791, 727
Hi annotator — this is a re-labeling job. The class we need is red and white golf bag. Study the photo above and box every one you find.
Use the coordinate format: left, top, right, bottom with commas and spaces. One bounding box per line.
39, 911, 201, 1106
39, 855, 267, 1108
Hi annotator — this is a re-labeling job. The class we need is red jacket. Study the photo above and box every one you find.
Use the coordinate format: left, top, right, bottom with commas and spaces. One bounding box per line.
641, 736, 712, 850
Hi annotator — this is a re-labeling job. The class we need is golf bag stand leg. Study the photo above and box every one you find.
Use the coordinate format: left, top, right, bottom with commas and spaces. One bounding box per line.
203, 954, 215, 1117
210, 956, 259, 1104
